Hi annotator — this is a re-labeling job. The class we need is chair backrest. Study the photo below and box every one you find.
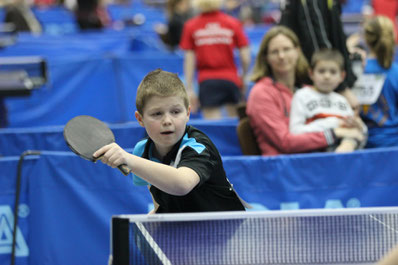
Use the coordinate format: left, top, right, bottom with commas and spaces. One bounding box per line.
236, 103, 261, 155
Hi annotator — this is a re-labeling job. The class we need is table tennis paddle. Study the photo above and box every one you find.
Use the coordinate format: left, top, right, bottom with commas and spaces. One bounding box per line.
63, 115, 130, 176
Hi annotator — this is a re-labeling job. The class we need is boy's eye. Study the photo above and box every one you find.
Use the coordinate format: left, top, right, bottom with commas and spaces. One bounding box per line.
172, 109, 182, 115
151, 112, 162, 117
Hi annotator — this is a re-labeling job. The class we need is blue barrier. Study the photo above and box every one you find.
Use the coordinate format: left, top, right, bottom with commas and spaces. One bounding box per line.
1, 147, 398, 264
0, 23, 267, 128
0, 119, 242, 156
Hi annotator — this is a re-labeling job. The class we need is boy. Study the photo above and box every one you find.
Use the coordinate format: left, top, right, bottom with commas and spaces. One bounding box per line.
289, 48, 367, 152
93, 69, 245, 213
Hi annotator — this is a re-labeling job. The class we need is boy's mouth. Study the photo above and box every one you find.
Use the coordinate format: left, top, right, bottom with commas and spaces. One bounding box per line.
161, 131, 173, 135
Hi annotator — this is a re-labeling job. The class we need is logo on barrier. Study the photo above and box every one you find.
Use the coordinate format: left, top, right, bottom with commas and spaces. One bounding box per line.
0, 205, 29, 256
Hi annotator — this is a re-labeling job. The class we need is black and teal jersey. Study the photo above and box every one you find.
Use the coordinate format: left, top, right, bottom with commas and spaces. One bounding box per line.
132, 125, 245, 213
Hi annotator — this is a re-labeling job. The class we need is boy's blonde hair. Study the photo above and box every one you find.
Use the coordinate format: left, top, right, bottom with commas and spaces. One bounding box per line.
250, 26, 309, 85
364, 15, 395, 69
193, 0, 222, 13
311, 48, 345, 71
136, 69, 189, 115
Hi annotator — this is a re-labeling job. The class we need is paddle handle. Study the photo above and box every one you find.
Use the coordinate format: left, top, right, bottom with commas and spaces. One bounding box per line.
118, 164, 130, 176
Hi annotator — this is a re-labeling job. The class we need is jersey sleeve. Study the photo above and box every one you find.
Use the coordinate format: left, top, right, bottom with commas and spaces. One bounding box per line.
132, 140, 150, 186
176, 137, 217, 187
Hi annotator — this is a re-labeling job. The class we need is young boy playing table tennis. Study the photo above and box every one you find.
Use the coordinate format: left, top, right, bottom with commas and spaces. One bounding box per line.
93, 69, 245, 213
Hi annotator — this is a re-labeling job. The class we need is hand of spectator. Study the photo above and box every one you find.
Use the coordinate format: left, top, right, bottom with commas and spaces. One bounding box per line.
335, 138, 358, 153
334, 127, 365, 142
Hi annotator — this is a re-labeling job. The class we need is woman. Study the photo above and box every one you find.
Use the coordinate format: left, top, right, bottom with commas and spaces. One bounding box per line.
358, 16, 398, 148
246, 26, 364, 156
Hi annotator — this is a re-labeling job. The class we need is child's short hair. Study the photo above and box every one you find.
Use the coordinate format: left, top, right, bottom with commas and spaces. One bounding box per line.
136, 69, 189, 114
310, 48, 345, 71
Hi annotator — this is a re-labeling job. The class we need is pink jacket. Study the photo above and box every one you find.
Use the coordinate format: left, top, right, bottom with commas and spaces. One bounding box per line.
246, 77, 334, 156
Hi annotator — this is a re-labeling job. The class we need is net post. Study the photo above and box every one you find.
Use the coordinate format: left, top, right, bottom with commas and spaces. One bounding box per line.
112, 217, 130, 265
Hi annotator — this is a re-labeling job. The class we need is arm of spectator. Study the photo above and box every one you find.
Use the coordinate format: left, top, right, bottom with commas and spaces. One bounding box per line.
238, 45, 251, 98
335, 138, 358, 153
183, 50, 199, 113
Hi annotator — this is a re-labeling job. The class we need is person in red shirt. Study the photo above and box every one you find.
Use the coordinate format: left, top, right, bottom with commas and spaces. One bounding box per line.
180, 0, 251, 119
246, 26, 364, 156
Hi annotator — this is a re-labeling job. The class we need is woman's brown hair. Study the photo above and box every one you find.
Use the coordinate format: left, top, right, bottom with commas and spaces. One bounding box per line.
364, 16, 396, 69
250, 26, 309, 85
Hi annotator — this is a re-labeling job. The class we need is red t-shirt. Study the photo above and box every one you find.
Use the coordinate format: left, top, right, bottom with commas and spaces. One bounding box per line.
180, 11, 249, 87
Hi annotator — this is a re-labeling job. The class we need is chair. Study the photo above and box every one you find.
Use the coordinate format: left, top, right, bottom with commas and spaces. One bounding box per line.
236, 103, 261, 155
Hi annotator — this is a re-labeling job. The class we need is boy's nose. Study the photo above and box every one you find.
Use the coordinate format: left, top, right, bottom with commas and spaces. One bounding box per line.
162, 114, 172, 124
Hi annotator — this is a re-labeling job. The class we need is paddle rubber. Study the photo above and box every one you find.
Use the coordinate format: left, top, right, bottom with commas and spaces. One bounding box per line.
63, 115, 130, 175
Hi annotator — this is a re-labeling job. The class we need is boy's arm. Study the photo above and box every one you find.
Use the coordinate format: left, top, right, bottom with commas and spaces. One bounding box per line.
289, 93, 329, 134
94, 143, 200, 196
289, 94, 306, 133
290, 93, 344, 134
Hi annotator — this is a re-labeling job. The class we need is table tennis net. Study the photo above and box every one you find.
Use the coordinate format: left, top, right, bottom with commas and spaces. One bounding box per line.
111, 208, 398, 265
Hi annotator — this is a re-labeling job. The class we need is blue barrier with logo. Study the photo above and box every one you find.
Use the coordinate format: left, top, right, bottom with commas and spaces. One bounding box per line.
1, 148, 398, 264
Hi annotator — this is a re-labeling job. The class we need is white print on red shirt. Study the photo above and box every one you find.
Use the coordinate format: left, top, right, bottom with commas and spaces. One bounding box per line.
193, 23, 233, 46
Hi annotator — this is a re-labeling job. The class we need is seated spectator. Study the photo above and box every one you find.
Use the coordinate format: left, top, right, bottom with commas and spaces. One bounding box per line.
355, 15, 398, 148
4, 0, 42, 33
246, 26, 364, 156
289, 48, 367, 153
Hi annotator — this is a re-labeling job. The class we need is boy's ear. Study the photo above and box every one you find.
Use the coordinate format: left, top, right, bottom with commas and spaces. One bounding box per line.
340, 70, 346, 81
135, 111, 145, 127
308, 69, 314, 81
186, 105, 191, 119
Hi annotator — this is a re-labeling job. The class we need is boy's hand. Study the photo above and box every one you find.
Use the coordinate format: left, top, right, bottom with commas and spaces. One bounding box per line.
93, 143, 130, 170
341, 116, 364, 130
335, 138, 358, 153
334, 127, 364, 142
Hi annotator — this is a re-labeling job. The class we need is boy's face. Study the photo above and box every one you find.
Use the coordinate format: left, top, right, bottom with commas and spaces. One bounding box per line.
310, 60, 345, 94
135, 95, 190, 156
